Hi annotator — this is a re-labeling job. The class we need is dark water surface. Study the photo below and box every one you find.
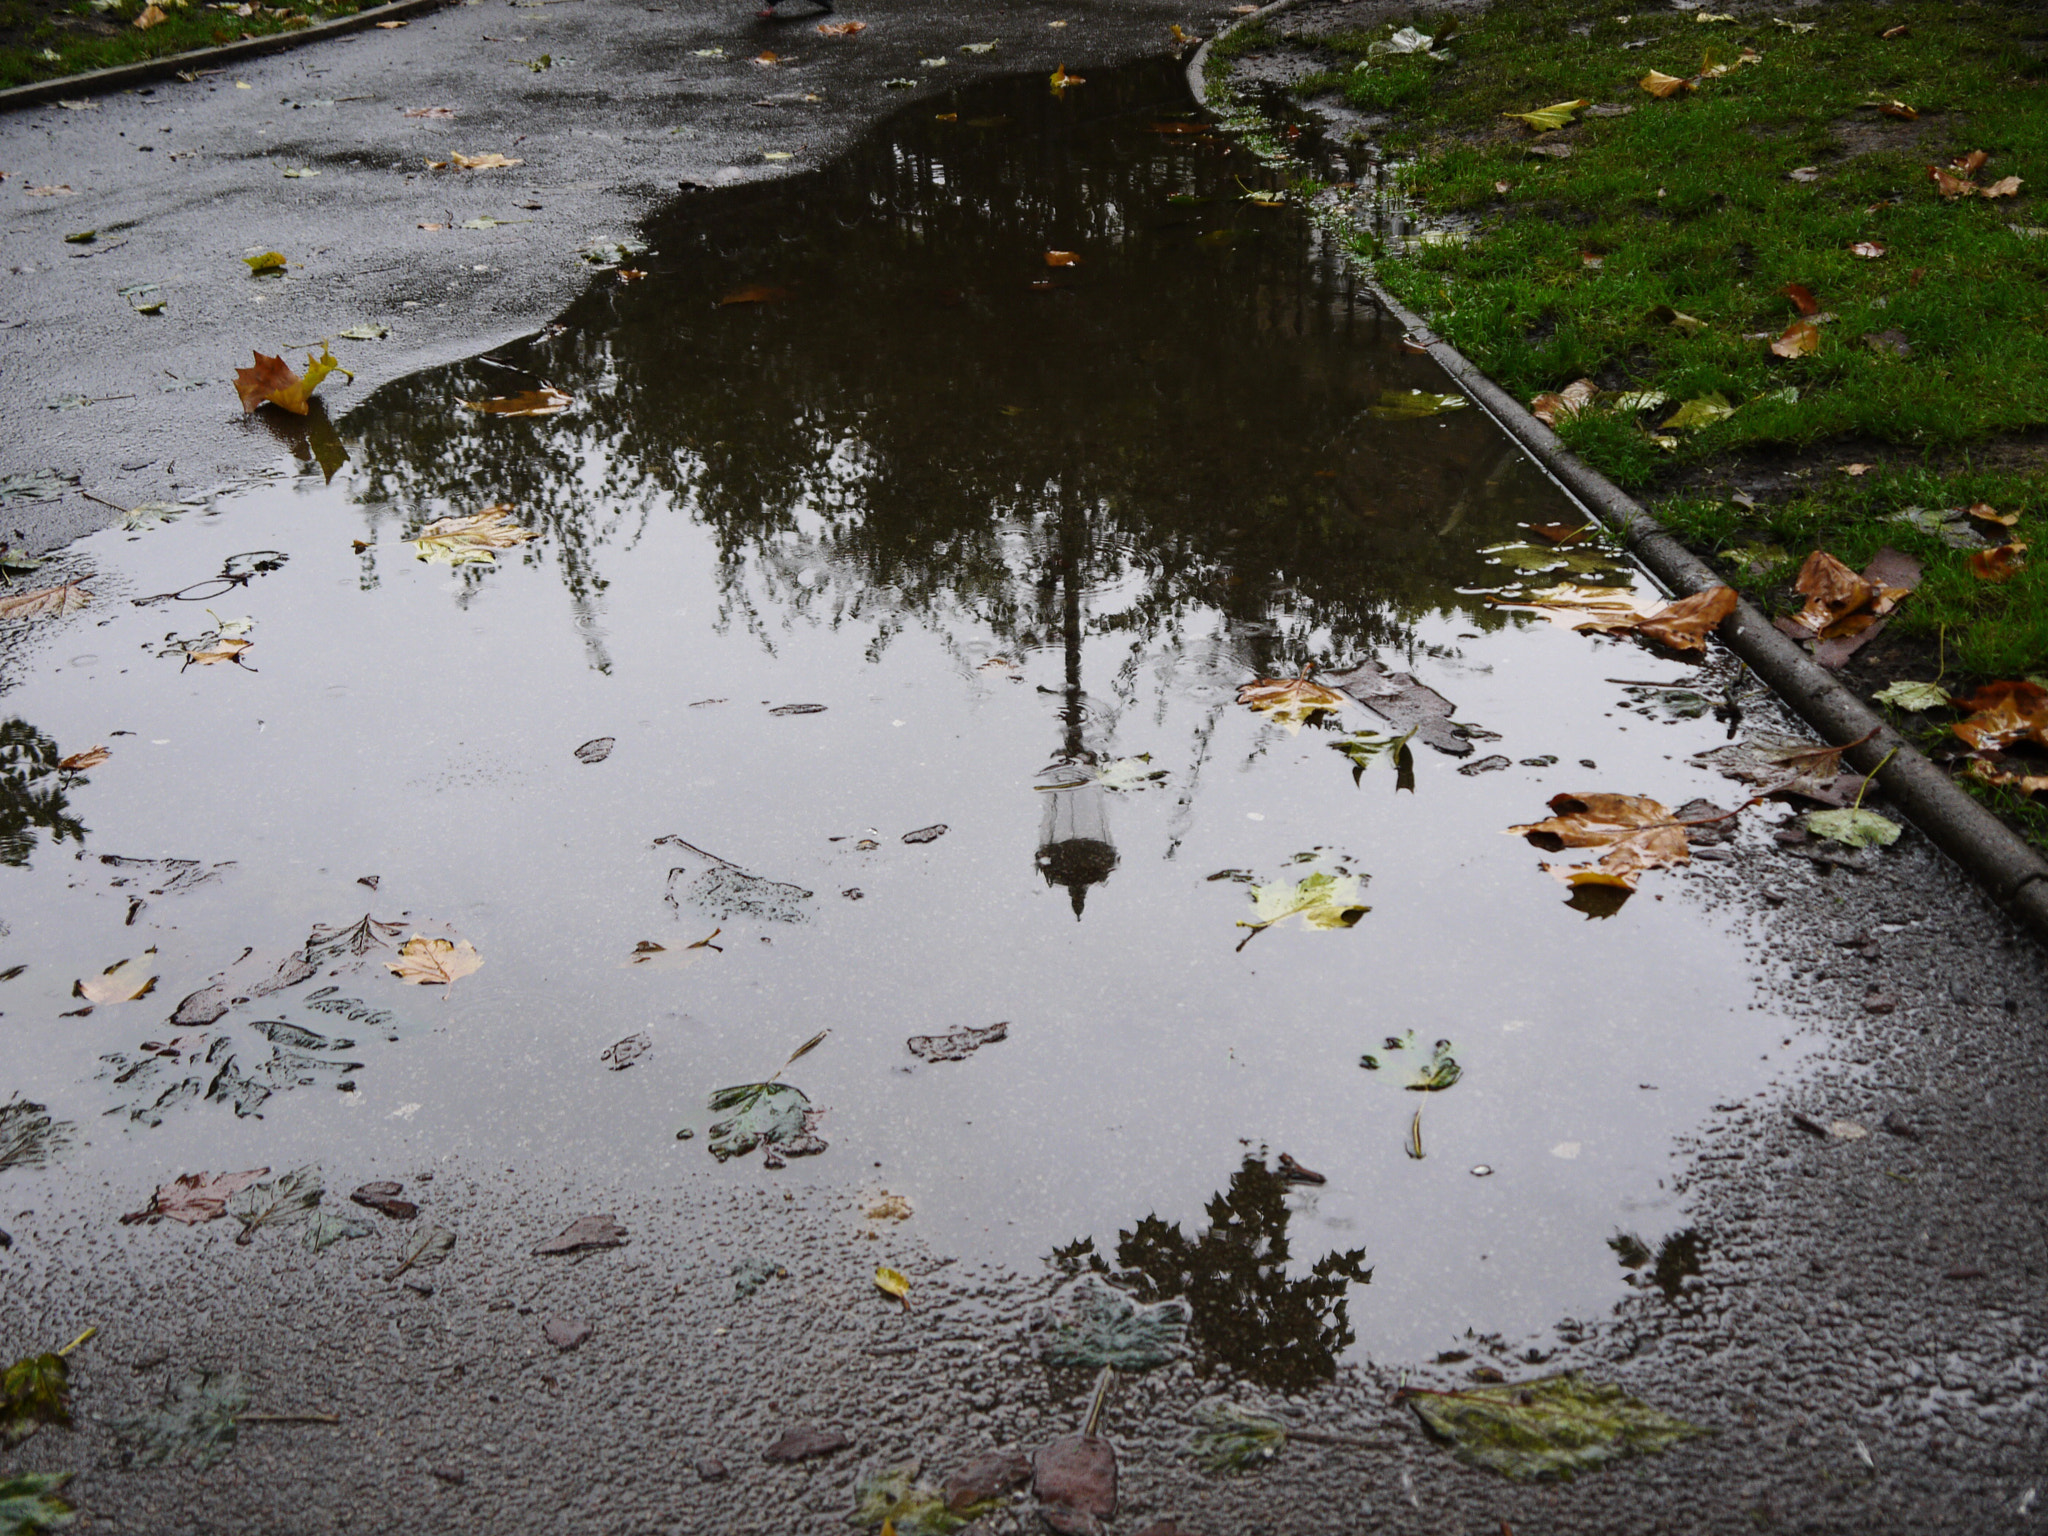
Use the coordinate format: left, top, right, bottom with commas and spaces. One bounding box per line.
1, 59, 1807, 1369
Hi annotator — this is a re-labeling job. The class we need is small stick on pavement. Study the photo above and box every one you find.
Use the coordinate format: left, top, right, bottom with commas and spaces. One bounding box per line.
235, 1411, 341, 1425
80, 491, 132, 515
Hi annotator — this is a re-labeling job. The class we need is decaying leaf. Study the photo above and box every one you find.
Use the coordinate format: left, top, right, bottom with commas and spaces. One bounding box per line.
816, 18, 865, 34
1966, 542, 2026, 582
1235, 671, 1348, 732
1041, 1275, 1191, 1371
1633, 585, 1737, 651
1, 1350, 70, 1449
1238, 872, 1370, 942
121, 1167, 269, 1225
850, 1459, 992, 1535
1035, 1433, 1118, 1526
1849, 241, 1886, 259
386, 1225, 457, 1278
243, 251, 286, 274
432, 151, 522, 170
1493, 581, 1660, 633
907, 1021, 1007, 1062
1369, 389, 1468, 419
1323, 658, 1472, 755
458, 386, 571, 416
1691, 729, 1874, 805
384, 935, 483, 987
1770, 319, 1820, 358
1660, 393, 1734, 429
304, 1209, 374, 1254
114, 1372, 249, 1468
1966, 757, 2048, 795
622, 928, 723, 970
1188, 1400, 1287, 1473
407, 505, 539, 565
0, 584, 91, 619
1981, 175, 2023, 199
1503, 99, 1589, 132
1530, 378, 1597, 425
705, 1081, 827, 1162
74, 948, 157, 1004
57, 745, 109, 772
1951, 681, 2048, 751
225, 1164, 322, 1245
305, 912, 405, 964
1963, 502, 2021, 530
657, 837, 814, 922
0, 1470, 74, 1533
1873, 680, 1950, 712
1639, 70, 1695, 98
1804, 807, 1900, 848
1780, 549, 1900, 639
1507, 793, 1699, 891
1402, 1372, 1705, 1480
234, 346, 352, 415
601, 1031, 651, 1070
0, 1100, 73, 1174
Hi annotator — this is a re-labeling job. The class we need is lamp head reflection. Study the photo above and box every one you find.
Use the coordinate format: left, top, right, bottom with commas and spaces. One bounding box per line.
1035, 761, 1119, 919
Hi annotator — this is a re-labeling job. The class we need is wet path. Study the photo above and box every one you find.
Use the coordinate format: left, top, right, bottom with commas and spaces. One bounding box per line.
4, 59, 1814, 1373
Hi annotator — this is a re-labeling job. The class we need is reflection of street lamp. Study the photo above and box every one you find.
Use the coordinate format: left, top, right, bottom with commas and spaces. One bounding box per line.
1033, 498, 1118, 919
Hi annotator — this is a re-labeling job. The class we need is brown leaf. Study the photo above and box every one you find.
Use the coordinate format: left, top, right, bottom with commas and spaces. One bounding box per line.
1953, 149, 1990, 175
1963, 502, 2021, 529
762, 1426, 850, 1462
533, 1213, 628, 1255
1841, 463, 1873, 476
719, 285, 790, 306
1780, 282, 1819, 315
1049, 64, 1086, 92
1966, 757, 2048, 795
443, 151, 522, 170
1966, 542, 2027, 582
458, 386, 572, 416
1530, 378, 1598, 425
1045, 250, 1081, 267
121, 1167, 269, 1225
1878, 100, 1917, 121
1527, 522, 1589, 545
1634, 585, 1737, 651
1880, 23, 1909, 39
1928, 165, 1976, 199
1507, 793, 1697, 891
1784, 549, 1876, 637
1771, 318, 1820, 357
383, 934, 483, 986
1235, 671, 1348, 730
185, 637, 251, 666
134, 3, 167, 26
0, 583, 90, 619
1952, 681, 2048, 751
234, 345, 351, 415
58, 745, 110, 772
1849, 241, 1886, 259
403, 106, 457, 118
1979, 175, 2023, 199
1638, 71, 1695, 99
1035, 1435, 1118, 1521
815, 19, 864, 34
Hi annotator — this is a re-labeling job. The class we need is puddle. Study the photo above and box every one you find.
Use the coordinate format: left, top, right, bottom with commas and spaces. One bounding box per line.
0, 59, 1815, 1366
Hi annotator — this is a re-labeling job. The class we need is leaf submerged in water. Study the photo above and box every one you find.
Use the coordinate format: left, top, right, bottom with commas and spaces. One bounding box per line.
1040, 1275, 1191, 1371
1401, 1372, 1706, 1480
114, 1371, 250, 1469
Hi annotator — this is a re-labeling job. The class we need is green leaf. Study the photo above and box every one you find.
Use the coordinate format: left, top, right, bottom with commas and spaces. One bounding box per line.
1404, 1372, 1707, 1480
1659, 393, 1734, 430
0, 1471, 75, 1534
1239, 872, 1369, 937
1502, 98, 1589, 131
225, 1164, 323, 1245
1040, 1276, 1191, 1371
1187, 1400, 1286, 1473
1804, 807, 1900, 848
704, 1081, 826, 1162
114, 1372, 248, 1469
1367, 389, 1468, 420
1872, 680, 1950, 712
303, 1209, 374, 1254
1, 1353, 69, 1449
848, 1461, 974, 1535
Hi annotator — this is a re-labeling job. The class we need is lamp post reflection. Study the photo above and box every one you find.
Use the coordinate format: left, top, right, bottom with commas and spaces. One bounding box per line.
1033, 497, 1117, 919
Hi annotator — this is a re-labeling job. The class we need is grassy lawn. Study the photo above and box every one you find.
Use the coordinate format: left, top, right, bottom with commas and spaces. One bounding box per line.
0, 0, 370, 88
1209, 0, 2048, 840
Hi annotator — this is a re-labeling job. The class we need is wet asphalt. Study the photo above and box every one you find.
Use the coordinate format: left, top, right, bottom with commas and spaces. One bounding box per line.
4, 2, 2047, 1532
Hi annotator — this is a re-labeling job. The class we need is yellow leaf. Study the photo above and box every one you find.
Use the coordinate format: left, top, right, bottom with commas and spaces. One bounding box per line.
442, 152, 524, 171
1659, 392, 1735, 429
875, 1265, 911, 1304
1234, 671, 1348, 732
1049, 63, 1085, 92
384, 935, 484, 987
244, 251, 287, 273
1490, 581, 1660, 634
75, 948, 158, 1004
1639, 71, 1694, 98
134, 4, 167, 27
185, 636, 252, 666
408, 504, 540, 564
1502, 99, 1589, 132
233, 345, 352, 415
0, 583, 91, 619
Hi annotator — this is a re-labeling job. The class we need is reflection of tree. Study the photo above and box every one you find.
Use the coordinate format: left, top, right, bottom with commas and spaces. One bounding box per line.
0, 718, 87, 867
338, 58, 1551, 678
1055, 1155, 1372, 1392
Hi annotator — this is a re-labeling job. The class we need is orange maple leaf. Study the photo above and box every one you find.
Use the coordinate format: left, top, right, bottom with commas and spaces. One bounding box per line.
234, 345, 352, 415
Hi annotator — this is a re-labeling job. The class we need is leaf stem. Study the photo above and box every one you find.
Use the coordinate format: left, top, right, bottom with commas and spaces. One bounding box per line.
1853, 747, 1898, 811
57, 1326, 97, 1357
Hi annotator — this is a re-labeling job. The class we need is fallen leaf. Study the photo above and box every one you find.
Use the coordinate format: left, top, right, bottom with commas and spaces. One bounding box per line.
600, 1031, 651, 1070
658, 836, 814, 922
0, 583, 91, 619
402, 106, 456, 118
1323, 659, 1471, 755
134, 3, 167, 26
1966, 757, 2048, 795
1639, 71, 1695, 98
1235, 670, 1348, 731
764, 1426, 851, 1462
1402, 1373, 1705, 1479
1647, 303, 1706, 333
1951, 681, 2048, 751
1692, 730, 1873, 805
57, 744, 109, 772
1966, 542, 2026, 582
1780, 282, 1819, 315
121, 1168, 268, 1225
851, 1463, 991, 1534
1530, 379, 1598, 425
1358, 1029, 1463, 1090
26, 185, 76, 196
1188, 1400, 1288, 1473
459, 386, 570, 415
874, 1265, 911, 1304
1770, 319, 1820, 358
1928, 166, 1976, 200
224, 1164, 323, 1245
1784, 549, 1878, 637
1873, 680, 1950, 711
113, 1372, 246, 1469
1042, 1275, 1191, 1370
440, 151, 522, 170
304, 1209, 375, 1253
1492, 581, 1662, 633
543, 1315, 592, 1349
1035, 1434, 1118, 1523
1841, 462, 1873, 476
1634, 585, 1737, 651
622, 928, 723, 970
705, 1080, 828, 1162
1980, 175, 2023, 199
1877, 100, 1916, 121
719, 284, 790, 306
384, 1225, 456, 1280
1371, 389, 1469, 419
1804, 807, 1900, 848
1, 1353, 72, 1449
75, 948, 157, 1004
1849, 241, 1886, 259
234, 345, 352, 415
1239, 872, 1370, 940
376, 16, 407, 26
533, 1214, 627, 1255
1503, 99, 1590, 132
865, 1193, 912, 1221
1963, 502, 2021, 529
306, 912, 405, 964
1661, 392, 1735, 429
816, 19, 864, 34
408, 505, 540, 564
906, 1021, 1007, 1062
1507, 793, 1700, 891
1528, 523, 1589, 545
384, 935, 483, 986
1045, 250, 1081, 266
243, 251, 287, 273
1788, 165, 1821, 182
348, 1181, 417, 1220
1049, 64, 1085, 92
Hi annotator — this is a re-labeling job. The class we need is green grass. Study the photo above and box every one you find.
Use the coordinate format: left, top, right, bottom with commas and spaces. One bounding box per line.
0, 0, 369, 88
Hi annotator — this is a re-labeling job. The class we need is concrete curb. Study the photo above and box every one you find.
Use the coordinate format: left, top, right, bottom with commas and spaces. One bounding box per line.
1188, 4, 2048, 943
0, 0, 454, 114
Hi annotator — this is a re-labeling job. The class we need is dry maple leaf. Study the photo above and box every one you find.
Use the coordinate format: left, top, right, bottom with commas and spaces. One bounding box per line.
58, 745, 110, 772
75, 948, 158, 1004
1235, 671, 1348, 732
1966, 542, 2027, 582
1507, 793, 1700, 891
1771, 319, 1820, 358
719, 285, 790, 306
410, 505, 540, 564
122, 1168, 270, 1226
1951, 681, 2048, 751
0, 583, 90, 619
1980, 175, 2023, 199
185, 636, 252, 667
1784, 549, 1877, 637
385, 934, 483, 987
816, 19, 864, 34
1928, 165, 1976, 199
235, 345, 352, 416
459, 386, 572, 416
1530, 378, 1598, 425
1634, 585, 1737, 651
1954, 149, 1990, 176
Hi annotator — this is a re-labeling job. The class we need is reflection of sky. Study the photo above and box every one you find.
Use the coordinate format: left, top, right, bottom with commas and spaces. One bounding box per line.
0, 60, 1815, 1366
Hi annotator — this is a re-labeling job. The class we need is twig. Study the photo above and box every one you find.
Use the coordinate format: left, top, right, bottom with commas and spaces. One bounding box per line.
80, 491, 132, 515
1288, 1429, 1398, 1450
234, 1411, 340, 1425
1081, 1365, 1113, 1439
1605, 677, 1703, 688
